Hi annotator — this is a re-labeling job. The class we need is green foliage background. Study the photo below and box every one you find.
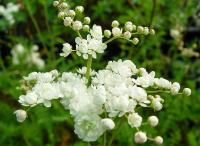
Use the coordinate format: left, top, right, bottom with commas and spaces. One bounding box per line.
0, 0, 199, 146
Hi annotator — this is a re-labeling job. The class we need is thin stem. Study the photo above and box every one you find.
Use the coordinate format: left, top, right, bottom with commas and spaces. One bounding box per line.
104, 131, 107, 146
148, 0, 156, 26
85, 55, 93, 83
147, 90, 170, 94
105, 37, 117, 44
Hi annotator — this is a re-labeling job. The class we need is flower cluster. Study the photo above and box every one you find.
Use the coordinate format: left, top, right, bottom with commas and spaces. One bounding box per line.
0, 2, 19, 25
14, 1, 192, 145
11, 44, 45, 69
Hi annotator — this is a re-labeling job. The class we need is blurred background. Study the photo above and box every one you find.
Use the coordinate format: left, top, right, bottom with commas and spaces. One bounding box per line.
0, 0, 200, 146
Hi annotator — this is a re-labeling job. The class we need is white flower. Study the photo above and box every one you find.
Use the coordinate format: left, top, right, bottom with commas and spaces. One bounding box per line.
60, 43, 72, 57
72, 21, 82, 31
154, 78, 172, 89
19, 92, 38, 106
128, 113, 142, 128
135, 71, 155, 88
134, 131, 147, 144
125, 21, 134, 32
148, 116, 159, 127
64, 17, 73, 26
90, 25, 103, 40
152, 97, 163, 111
74, 114, 104, 142
154, 136, 163, 145
14, 110, 27, 122
112, 27, 122, 37
101, 118, 115, 130
183, 88, 191, 96
77, 66, 96, 76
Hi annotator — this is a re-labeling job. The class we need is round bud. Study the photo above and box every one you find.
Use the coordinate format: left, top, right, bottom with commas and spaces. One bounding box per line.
63, 17, 73, 26
83, 25, 90, 32
84, 17, 91, 24
53, 1, 59, 7
132, 25, 137, 31
67, 10, 76, 17
72, 21, 82, 31
132, 37, 139, 45
124, 31, 132, 39
183, 88, 191, 96
137, 26, 144, 33
152, 99, 163, 111
104, 30, 111, 38
112, 27, 122, 37
154, 136, 163, 145
75, 6, 84, 13
61, 2, 68, 9
143, 27, 149, 35
150, 29, 155, 35
170, 82, 180, 95
128, 113, 142, 128
14, 110, 27, 123
58, 11, 65, 19
112, 20, 119, 27
101, 118, 115, 130
148, 116, 159, 127
134, 131, 147, 144
125, 21, 133, 32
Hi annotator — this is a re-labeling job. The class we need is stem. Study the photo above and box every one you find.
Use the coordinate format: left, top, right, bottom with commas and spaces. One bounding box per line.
148, 0, 156, 26
147, 90, 170, 94
104, 131, 107, 146
105, 37, 117, 44
85, 55, 93, 83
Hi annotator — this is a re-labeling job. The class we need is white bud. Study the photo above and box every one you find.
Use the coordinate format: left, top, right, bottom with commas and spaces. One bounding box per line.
183, 88, 191, 96
101, 118, 115, 130
150, 29, 155, 35
134, 131, 147, 144
125, 21, 133, 32
128, 113, 142, 128
58, 11, 65, 19
112, 27, 122, 37
63, 17, 73, 26
112, 20, 119, 27
124, 31, 132, 39
170, 82, 180, 95
53, 1, 59, 7
75, 6, 84, 13
148, 116, 159, 127
83, 25, 90, 32
137, 26, 144, 33
14, 110, 27, 123
61, 2, 68, 9
72, 21, 82, 31
104, 30, 111, 38
143, 27, 149, 35
67, 10, 76, 17
60, 43, 72, 57
132, 37, 139, 45
84, 17, 91, 24
152, 99, 163, 111
154, 136, 163, 145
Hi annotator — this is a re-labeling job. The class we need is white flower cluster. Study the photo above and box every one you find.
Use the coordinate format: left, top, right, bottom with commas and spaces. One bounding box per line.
54, 1, 155, 60
11, 44, 45, 69
15, 60, 191, 143
0, 2, 19, 25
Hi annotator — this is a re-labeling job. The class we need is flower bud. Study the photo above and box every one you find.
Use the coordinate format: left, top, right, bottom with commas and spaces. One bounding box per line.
64, 17, 73, 26
84, 17, 91, 24
128, 113, 142, 128
132, 37, 139, 45
112, 20, 119, 27
72, 21, 82, 31
58, 11, 65, 19
143, 27, 149, 35
60, 43, 72, 57
53, 1, 59, 7
152, 99, 163, 111
101, 118, 115, 130
112, 27, 122, 37
61, 2, 68, 9
134, 131, 147, 144
125, 21, 133, 32
154, 136, 163, 145
183, 88, 191, 96
83, 25, 90, 32
14, 110, 27, 123
75, 6, 84, 13
150, 29, 155, 35
124, 31, 132, 39
137, 26, 144, 33
67, 10, 76, 17
148, 116, 159, 127
104, 30, 111, 38
170, 82, 180, 95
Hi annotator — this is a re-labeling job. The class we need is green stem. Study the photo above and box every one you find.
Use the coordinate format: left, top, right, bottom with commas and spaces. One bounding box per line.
104, 131, 107, 146
147, 90, 170, 94
85, 55, 93, 83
